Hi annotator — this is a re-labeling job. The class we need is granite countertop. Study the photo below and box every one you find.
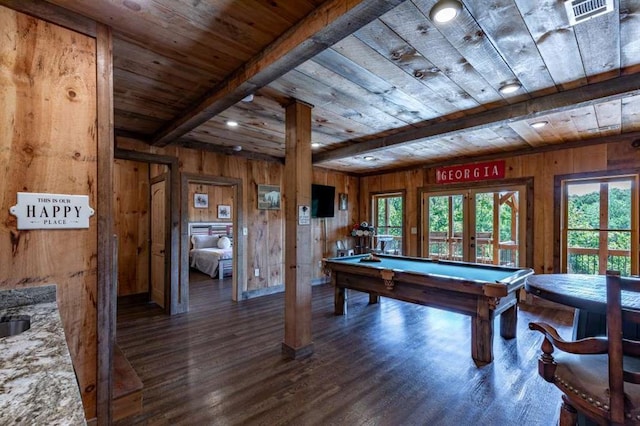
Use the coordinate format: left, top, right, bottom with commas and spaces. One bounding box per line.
0, 285, 86, 425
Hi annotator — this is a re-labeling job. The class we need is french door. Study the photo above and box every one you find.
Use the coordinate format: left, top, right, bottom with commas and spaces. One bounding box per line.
421, 185, 527, 266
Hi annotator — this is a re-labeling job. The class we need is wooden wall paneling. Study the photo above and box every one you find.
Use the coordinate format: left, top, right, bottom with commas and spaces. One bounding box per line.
608, 140, 640, 169
0, 6, 99, 420
114, 148, 181, 314
113, 159, 149, 296
179, 146, 205, 174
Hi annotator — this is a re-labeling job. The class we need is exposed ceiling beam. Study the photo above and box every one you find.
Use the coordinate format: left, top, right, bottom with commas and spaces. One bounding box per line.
313, 73, 640, 163
150, 0, 405, 147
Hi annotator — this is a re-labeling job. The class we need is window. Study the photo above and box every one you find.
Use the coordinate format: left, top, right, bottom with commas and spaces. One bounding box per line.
372, 192, 404, 255
560, 175, 638, 276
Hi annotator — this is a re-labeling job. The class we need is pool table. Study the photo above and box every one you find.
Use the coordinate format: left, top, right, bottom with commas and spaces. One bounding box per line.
324, 254, 534, 365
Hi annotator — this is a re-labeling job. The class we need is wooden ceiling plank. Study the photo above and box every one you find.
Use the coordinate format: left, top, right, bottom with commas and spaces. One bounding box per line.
594, 99, 622, 136
620, 0, 640, 73
313, 73, 640, 163
464, 0, 556, 94
621, 94, 640, 132
412, 0, 519, 100
297, 58, 437, 124
513, 0, 587, 90
508, 121, 548, 148
567, 106, 603, 139
353, 18, 480, 115
377, 1, 502, 108
331, 35, 478, 116
309, 48, 440, 122
113, 39, 222, 87
150, 0, 406, 146
572, 0, 620, 83
269, 70, 407, 131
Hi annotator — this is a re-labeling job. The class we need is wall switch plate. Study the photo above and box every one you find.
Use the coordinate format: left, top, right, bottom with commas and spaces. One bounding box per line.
254, 268, 259, 277
411, 227, 418, 234
243, 227, 248, 236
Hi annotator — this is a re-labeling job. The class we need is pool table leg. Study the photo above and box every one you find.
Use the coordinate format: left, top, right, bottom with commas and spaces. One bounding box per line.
335, 286, 346, 315
472, 300, 494, 365
369, 293, 379, 304
499, 304, 518, 339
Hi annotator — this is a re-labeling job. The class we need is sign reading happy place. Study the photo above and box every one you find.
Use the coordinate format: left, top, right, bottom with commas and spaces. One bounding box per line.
10, 192, 95, 230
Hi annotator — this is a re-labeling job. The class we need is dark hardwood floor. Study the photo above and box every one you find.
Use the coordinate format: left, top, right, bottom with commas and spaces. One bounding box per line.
115, 271, 573, 425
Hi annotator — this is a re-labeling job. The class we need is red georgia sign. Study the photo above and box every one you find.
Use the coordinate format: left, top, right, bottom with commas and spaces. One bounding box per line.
436, 160, 506, 184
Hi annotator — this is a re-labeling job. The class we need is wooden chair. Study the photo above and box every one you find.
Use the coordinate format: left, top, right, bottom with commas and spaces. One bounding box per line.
529, 271, 640, 425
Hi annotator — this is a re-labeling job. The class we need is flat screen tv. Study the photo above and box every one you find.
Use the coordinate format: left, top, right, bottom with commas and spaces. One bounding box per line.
311, 184, 335, 218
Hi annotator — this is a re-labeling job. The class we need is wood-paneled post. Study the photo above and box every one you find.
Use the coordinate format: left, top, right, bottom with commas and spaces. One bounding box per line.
282, 100, 314, 359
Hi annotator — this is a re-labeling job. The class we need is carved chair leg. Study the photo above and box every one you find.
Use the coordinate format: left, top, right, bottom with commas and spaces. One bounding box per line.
559, 400, 578, 426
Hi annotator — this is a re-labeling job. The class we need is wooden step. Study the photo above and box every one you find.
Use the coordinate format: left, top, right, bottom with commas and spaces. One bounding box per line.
112, 344, 143, 421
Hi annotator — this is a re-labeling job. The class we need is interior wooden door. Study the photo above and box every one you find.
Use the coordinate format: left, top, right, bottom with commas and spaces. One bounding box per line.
150, 178, 166, 308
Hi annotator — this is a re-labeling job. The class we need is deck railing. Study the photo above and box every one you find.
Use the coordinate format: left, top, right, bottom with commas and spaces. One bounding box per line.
567, 247, 631, 275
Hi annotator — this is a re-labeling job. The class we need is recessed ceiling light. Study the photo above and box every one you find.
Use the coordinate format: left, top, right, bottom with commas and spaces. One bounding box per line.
364, 156, 376, 161
311, 142, 321, 148
499, 82, 521, 95
226, 120, 238, 127
429, 0, 462, 23
530, 121, 548, 129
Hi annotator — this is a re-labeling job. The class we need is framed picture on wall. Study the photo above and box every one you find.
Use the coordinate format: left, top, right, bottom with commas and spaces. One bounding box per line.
339, 193, 348, 210
217, 204, 231, 219
194, 193, 208, 208
257, 184, 281, 210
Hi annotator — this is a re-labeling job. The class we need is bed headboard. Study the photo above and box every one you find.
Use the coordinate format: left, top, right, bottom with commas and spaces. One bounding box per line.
189, 222, 233, 237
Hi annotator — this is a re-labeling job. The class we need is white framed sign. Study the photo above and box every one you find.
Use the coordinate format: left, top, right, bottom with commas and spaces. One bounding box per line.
298, 205, 310, 225
9, 192, 95, 230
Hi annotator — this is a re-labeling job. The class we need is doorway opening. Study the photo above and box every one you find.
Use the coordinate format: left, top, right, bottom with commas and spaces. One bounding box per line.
181, 173, 245, 304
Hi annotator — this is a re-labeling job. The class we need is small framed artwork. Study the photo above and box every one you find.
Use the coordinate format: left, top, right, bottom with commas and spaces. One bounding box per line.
217, 204, 231, 219
258, 184, 281, 210
194, 193, 208, 209
339, 193, 348, 210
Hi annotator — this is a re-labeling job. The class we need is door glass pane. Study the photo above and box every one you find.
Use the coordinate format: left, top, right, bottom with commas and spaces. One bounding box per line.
609, 181, 631, 230
373, 194, 403, 255
567, 183, 600, 230
428, 195, 463, 260
498, 191, 519, 266
475, 193, 494, 263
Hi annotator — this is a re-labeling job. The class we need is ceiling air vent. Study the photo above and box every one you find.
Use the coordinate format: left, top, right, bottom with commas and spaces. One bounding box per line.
564, 0, 614, 25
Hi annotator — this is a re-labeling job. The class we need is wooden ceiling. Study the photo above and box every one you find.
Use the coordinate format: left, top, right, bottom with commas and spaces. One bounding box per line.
40, 0, 640, 174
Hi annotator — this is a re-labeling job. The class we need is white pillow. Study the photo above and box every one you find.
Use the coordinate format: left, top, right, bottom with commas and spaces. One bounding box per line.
217, 236, 231, 249
191, 235, 219, 249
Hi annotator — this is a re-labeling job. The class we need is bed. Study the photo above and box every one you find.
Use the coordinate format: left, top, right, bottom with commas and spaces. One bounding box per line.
189, 222, 233, 281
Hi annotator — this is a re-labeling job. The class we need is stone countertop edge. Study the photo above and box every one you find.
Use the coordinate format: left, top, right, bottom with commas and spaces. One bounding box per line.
0, 285, 86, 425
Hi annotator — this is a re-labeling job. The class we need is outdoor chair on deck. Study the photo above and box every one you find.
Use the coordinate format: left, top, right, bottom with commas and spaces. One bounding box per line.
529, 271, 640, 425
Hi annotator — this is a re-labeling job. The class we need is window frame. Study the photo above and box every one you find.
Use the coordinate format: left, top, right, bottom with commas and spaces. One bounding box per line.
554, 170, 639, 275
370, 190, 406, 255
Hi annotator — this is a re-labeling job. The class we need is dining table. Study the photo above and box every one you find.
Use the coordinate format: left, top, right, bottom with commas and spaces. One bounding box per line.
525, 273, 640, 338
